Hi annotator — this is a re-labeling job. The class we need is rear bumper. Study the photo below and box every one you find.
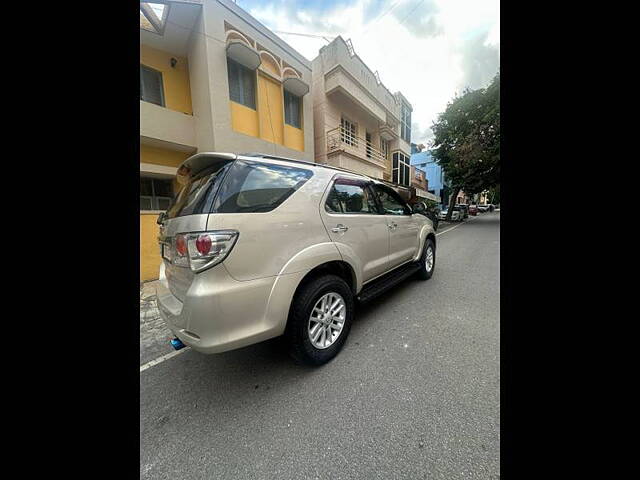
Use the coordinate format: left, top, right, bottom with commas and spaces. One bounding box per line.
156, 262, 305, 354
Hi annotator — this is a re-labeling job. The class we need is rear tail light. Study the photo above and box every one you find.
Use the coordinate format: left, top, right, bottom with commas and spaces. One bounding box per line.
162, 230, 239, 273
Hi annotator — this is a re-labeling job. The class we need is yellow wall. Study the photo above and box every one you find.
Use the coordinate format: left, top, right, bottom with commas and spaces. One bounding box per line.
258, 73, 284, 145
140, 144, 190, 169
140, 214, 162, 282
228, 67, 306, 152
284, 124, 304, 151
230, 101, 260, 137
140, 44, 193, 115
139, 145, 190, 282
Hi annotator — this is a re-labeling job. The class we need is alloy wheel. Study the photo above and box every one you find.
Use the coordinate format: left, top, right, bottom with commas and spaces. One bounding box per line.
308, 292, 346, 349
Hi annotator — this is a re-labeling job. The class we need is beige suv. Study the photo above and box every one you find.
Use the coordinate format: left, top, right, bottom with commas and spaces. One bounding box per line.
156, 153, 436, 365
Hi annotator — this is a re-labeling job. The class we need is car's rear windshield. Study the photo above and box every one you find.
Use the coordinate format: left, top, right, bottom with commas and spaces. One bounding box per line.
164, 161, 234, 219
212, 160, 313, 213
165, 159, 313, 218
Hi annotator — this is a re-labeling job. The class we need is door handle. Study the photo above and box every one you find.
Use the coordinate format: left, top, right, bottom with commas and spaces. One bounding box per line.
331, 224, 349, 233
388, 222, 398, 230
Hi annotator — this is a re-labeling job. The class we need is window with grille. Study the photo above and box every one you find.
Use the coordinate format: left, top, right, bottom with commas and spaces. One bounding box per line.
284, 90, 302, 128
400, 104, 411, 143
140, 65, 165, 107
140, 177, 174, 211
380, 139, 389, 161
392, 152, 410, 187
366, 132, 372, 158
227, 57, 256, 109
340, 117, 357, 146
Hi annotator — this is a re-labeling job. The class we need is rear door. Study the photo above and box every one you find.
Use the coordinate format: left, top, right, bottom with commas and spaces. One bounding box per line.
159, 156, 235, 301
370, 183, 420, 269
320, 176, 390, 283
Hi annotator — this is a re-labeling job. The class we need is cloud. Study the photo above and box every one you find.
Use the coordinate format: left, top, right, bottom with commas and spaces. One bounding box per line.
391, 0, 443, 39
456, 29, 500, 91
239, 0, 499, 145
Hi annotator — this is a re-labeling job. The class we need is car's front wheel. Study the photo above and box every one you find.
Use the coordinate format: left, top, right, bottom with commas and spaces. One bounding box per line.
416, 238, 436, 280
284, 274, 354, 366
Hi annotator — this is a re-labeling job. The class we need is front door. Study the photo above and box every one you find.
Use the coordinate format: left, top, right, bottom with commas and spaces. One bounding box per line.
371, 183, 420, 268
321, 176, 389, 283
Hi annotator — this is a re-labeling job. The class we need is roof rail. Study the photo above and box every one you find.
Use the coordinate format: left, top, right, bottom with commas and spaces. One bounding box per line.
241, 152, 318, 167
240, 152, 367, 177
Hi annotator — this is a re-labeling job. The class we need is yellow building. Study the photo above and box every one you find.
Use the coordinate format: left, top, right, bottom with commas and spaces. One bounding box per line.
139, 0, 313, 282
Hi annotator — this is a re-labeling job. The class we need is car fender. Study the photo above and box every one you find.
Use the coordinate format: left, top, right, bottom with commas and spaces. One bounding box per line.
413, 221, 436, 261
262, 242, 344, 335
328, 242, 364, 293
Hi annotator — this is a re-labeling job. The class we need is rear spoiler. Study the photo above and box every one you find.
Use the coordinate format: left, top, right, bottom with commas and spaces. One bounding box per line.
176, 152, 237, 184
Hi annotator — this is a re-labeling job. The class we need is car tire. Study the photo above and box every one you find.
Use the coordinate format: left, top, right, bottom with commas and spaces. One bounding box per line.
284, 274, 354, 366
416, 238, 436, 280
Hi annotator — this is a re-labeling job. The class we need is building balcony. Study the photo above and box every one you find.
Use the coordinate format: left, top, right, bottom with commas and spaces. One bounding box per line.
379, 124, 398, 141
139, 100, 196, 151
326, 126, 388, 169
324, 66, 387, 124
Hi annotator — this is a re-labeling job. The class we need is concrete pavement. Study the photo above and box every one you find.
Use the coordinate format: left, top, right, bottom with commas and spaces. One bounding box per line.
140, 212, 500, 479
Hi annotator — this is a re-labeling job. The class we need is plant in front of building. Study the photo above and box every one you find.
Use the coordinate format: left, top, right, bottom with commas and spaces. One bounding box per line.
431, 73, 500, 221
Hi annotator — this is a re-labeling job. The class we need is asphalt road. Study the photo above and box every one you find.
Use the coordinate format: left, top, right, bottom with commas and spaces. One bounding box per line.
140, 212, 500, 479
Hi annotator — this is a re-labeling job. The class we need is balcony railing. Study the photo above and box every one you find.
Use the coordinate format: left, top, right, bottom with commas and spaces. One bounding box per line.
326, 126, 387, 166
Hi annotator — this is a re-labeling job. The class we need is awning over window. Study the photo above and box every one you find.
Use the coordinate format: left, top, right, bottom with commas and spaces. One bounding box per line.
226, 40, 261, 70
415, 188, 438, 202
283, 77, 309, 96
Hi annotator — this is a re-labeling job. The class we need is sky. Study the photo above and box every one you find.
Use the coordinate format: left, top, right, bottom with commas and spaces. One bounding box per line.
235, 0, 500, 146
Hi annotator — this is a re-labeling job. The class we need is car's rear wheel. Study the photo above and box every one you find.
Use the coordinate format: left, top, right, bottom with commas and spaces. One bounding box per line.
416, 238, 436, 280
284, 274, 354, 366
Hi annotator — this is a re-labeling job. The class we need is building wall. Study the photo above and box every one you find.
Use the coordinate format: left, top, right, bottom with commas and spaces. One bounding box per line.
140, 213, 162, 282
140, 44, 193, 115
140, 0, 315, 282
312, 36, 410, 180
187, 0, 313, 160
411, 151, 445, 191
139, 145, 189, 282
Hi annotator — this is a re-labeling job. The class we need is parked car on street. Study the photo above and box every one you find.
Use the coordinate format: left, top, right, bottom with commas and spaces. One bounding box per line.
439, 206, 463, 222
468, 205, 478, 216
457, 204, 469, 219
477, 204, 489, 212
156, 152, 437, 366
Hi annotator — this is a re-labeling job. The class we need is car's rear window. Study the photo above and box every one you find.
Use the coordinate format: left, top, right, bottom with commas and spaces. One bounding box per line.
164, 162, 232, 219
212, 160, 313, 213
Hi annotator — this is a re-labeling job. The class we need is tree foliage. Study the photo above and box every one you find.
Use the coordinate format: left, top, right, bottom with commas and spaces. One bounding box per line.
431, 73, 500, 218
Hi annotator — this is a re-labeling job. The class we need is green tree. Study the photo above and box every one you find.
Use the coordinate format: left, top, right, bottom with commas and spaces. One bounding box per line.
431, 73, 500, 220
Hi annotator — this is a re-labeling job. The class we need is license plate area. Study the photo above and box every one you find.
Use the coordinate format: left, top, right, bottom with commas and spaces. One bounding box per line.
161, 240, 173, 263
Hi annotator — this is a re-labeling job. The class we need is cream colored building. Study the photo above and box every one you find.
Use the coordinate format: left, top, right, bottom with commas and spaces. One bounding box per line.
140, 0, 313, 281
311, 36, 413, 184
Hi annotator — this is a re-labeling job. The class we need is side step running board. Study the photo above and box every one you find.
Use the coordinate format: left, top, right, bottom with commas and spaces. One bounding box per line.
357, 262, 421, 304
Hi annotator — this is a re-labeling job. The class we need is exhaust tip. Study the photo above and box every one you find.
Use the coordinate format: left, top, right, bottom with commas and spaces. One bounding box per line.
170, 338, 186, 350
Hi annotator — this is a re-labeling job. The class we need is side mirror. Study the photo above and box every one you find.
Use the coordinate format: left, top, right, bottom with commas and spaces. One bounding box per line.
412, 203, 426, 214
156, 212, 166, 225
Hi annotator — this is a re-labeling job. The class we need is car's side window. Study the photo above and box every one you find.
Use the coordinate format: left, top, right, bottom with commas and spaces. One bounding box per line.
325, 177, 378, 214
371, 184, 412, 215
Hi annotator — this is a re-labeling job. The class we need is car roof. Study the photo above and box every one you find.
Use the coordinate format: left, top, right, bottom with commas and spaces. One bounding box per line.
240, 153, 390, 184
179, 152, 408, 189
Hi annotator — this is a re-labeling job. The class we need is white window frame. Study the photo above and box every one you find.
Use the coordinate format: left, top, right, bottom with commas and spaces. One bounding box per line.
140, 176, 174, 212
392, 151, 410, 187
340, 117, 358, 147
